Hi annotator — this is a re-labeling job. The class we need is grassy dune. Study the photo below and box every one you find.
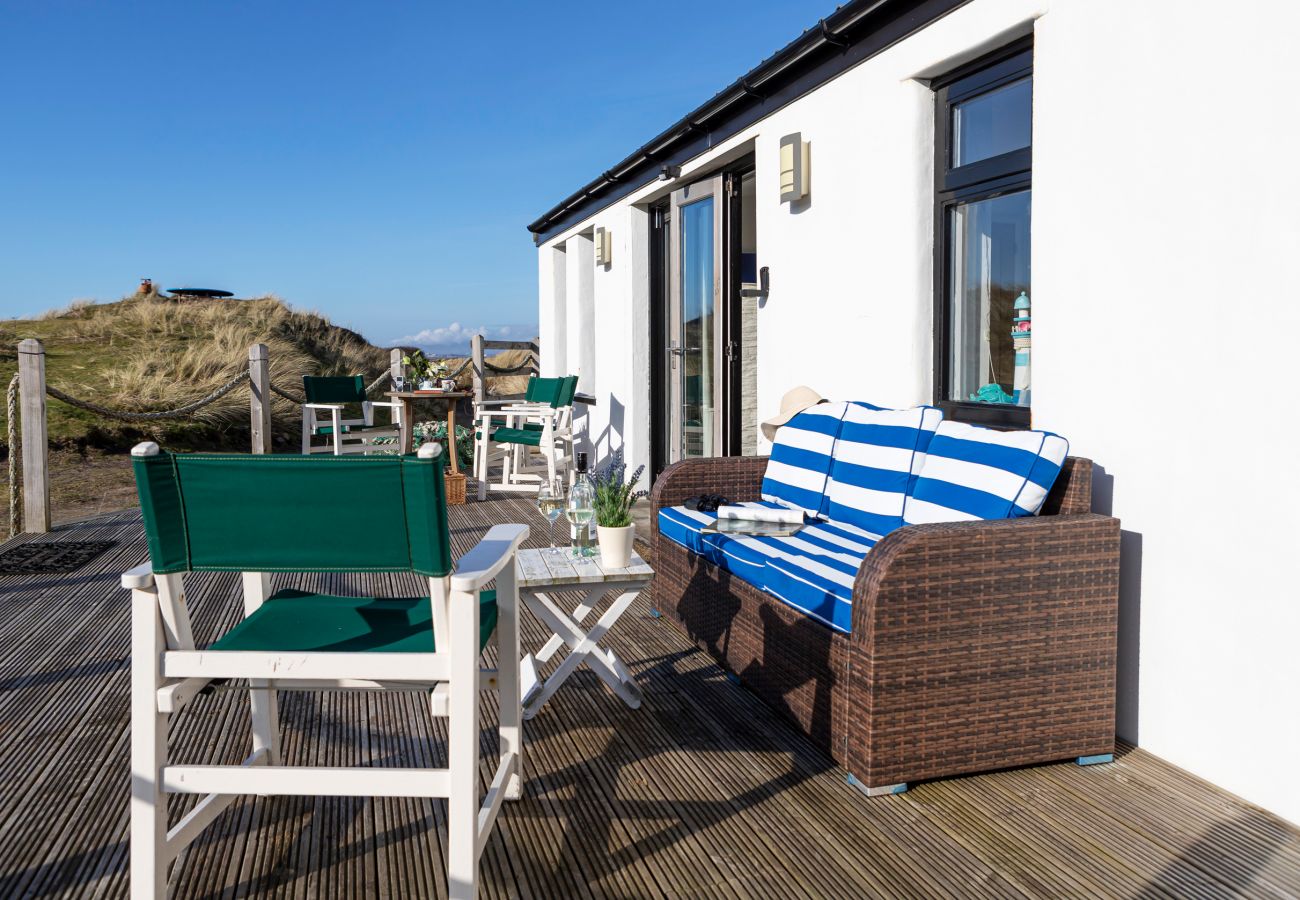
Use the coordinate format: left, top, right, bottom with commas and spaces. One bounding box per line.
0, 295, 532, 450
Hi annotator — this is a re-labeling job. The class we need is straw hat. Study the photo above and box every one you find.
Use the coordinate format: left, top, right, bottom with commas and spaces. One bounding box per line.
761, 386, 824, 441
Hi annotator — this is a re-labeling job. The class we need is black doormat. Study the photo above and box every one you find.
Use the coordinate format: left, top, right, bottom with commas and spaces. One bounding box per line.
0, 541, 116, 575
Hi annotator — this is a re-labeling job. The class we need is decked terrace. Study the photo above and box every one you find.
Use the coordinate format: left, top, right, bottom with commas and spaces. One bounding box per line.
1, 496, 1297, 898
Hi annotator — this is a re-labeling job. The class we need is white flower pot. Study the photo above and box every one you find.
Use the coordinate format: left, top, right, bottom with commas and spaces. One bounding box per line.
597, 523, 635, 569
418, 379, 435, 390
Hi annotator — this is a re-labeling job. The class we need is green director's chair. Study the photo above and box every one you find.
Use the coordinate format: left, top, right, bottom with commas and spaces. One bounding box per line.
124, 441, 527, 899
473, 374, 578, 500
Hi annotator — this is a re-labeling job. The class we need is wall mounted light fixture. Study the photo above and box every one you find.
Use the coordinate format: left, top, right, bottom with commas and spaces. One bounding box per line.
779, 133, 809, 203
594, 227, 612, 266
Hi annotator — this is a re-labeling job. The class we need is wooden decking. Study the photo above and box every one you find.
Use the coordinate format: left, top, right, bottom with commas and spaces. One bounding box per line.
1, 497, 1298, 898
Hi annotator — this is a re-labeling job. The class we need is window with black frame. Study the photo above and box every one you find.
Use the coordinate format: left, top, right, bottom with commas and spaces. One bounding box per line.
934, 41, 1033, 427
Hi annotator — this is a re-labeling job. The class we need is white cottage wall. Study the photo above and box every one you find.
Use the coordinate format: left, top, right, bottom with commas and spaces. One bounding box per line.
1031, 0, 1300, 826
534, 0, 1300, 823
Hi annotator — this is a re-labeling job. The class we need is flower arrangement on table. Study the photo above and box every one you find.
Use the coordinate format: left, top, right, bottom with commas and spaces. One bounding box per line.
401, 350, 452, 390
413, 420, 474, 469
591, 449, 648, 567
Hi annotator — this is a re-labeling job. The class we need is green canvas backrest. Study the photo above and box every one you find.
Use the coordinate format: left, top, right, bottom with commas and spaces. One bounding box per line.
523, 376, 562, 406
303, 375, 367, 404
522, 375, 577, 408
133, 451, 452, 577
557, 375, 579, 407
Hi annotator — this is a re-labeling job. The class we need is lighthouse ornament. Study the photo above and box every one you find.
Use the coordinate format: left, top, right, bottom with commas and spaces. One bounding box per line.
1011, 292, 1031, 407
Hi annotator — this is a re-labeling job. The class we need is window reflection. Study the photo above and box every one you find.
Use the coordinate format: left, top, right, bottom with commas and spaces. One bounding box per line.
952, 76, 1031, 167
948, 190, 1030, 404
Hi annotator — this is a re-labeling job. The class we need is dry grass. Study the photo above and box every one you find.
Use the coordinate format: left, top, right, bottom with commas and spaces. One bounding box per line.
0, 296, 537, 450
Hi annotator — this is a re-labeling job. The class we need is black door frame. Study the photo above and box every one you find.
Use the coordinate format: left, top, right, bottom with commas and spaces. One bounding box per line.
648, 155, 754, 480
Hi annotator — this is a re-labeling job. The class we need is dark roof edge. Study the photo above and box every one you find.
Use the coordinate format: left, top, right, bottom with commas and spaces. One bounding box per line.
528, 0, 971, 242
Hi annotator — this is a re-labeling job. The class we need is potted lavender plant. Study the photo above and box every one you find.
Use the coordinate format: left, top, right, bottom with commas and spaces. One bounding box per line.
592, 450, 646, 568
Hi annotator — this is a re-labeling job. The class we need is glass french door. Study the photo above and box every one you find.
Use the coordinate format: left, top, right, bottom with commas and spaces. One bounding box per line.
667, 175, 724, 463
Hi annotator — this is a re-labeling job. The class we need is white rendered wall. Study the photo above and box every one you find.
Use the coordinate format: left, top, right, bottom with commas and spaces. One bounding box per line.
1031, 0, 1300, 826
538, 245, 566, 377
535, 0, 1300, 823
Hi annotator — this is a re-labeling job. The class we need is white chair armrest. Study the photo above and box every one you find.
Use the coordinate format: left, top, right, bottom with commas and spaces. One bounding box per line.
367, 400, 402, 409
304, 402, 346, 410
451, 524, 530, 592
122, 562, 155, 590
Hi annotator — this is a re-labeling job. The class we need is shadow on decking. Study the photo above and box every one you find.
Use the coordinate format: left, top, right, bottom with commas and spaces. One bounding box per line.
1, 500, 1298, 899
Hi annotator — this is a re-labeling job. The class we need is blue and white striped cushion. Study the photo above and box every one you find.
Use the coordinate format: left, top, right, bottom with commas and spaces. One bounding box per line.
760, 402, 850, 515
902, 421, 1069, 524
712, 519, 878, 633
659, 504, 878, 633
822, 403, 943, 536
657, 501, 797, 569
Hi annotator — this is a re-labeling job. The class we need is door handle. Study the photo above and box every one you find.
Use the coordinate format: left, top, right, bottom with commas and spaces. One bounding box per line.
666, 346, 700, 356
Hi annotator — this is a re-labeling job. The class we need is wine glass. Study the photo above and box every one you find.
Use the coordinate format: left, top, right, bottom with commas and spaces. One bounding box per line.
536, 480, 565, 557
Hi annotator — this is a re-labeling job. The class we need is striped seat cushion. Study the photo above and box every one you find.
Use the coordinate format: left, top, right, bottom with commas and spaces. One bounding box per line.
759, 402, 850, 515
657, 501, 796, 566
659, 505, 876, 634
903, 421, 1070, 524
823, 403, 943, 537
720, 519, 878, 633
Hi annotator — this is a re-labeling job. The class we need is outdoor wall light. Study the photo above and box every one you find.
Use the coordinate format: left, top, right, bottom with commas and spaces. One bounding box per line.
594, 227, 612, 266
658, 164, 682, 182
779, 132, 809, 203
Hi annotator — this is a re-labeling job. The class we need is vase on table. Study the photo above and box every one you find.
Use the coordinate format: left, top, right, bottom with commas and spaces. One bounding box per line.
597, 524, 634, 569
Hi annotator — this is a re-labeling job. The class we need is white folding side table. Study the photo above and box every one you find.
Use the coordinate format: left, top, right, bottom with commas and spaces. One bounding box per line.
514, 547, 655, 719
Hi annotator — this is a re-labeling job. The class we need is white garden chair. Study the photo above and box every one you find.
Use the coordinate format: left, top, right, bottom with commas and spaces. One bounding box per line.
300, 374, 402, 455
124, 441, 526, 899
473, 375, 577, 500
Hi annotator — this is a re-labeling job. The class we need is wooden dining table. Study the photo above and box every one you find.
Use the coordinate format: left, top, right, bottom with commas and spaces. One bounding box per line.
385, 390, 472, 471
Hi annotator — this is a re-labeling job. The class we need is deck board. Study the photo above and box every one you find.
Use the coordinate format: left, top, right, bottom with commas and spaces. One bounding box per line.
0, 498, 1297, 899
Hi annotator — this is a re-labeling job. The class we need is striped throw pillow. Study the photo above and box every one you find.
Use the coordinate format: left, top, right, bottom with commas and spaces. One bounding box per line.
903, 421, 1069, 524
760, 401, 850, 515
822, 403, 944, 537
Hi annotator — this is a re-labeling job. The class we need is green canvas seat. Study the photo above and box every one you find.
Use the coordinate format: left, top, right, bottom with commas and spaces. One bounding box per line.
123, 441, 529, 899
489, 427, 543, 446
211, 588, 499, 654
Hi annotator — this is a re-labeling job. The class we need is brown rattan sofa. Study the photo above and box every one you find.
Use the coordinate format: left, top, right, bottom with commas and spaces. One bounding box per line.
649, 454, 1120, 795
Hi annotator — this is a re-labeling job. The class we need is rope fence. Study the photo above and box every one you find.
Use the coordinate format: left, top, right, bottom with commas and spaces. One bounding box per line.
45, 370, 252, 422
482, 358, 536, 375
4, 338, 538, 536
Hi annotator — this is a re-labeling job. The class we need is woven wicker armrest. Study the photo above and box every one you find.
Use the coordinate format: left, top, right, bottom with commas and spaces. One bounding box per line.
648, 456, 770, 536
846, 512, 1121, 787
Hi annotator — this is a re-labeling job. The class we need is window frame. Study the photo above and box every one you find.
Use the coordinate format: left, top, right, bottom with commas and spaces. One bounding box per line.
932, 39, 1033, 428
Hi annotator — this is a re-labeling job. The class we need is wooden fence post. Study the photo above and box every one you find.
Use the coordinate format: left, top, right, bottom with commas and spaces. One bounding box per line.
17, 339, 50, 533
390, 348, 403, 382
248, 343, 271, 454
471, 334, 485, 404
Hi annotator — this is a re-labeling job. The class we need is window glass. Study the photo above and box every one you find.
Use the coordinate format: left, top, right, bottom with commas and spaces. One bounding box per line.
947, 189, 1030, 405
952, 76, 1031, 167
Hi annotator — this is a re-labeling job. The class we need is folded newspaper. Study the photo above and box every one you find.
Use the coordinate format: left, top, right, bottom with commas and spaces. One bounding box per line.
715, 505, 804, 525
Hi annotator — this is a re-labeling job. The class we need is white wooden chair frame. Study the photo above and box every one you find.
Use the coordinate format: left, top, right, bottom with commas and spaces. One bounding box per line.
126, 443, 527, 899
473, 403, 574, 500
300, 398, 403, 455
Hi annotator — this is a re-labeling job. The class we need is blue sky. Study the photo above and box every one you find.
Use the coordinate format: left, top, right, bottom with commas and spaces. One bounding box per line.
0, 0, 830, 353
